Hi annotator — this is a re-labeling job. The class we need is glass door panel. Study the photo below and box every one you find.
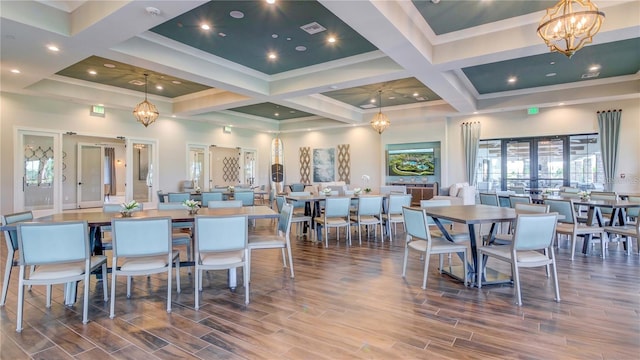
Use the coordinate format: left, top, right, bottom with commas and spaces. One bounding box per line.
77, 143, 104, 208
537, 138, 565, 190
20, 132, 58, 217
188, 146, 205, 190
132, 142, 152, 203
505, 140, 530, 193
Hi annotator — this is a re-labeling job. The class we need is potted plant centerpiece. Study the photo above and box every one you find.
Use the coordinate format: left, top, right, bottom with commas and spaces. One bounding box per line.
183, 199, 200, 215
120, 200, 139, 217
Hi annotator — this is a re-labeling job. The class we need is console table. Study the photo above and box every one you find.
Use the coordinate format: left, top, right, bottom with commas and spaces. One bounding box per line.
389, 182, 438, 206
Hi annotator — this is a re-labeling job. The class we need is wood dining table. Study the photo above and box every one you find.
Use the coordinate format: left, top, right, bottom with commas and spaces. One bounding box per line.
422, 204, 517, 287
1, 205, 278, 303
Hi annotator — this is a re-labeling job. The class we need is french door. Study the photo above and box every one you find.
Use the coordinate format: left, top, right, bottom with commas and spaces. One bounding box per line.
16, 130, 61, 217
503, 137, 567, 191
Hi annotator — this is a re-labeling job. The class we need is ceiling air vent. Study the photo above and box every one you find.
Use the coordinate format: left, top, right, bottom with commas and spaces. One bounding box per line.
300, 22, 326, 35
128, 79, 146, 86
581, 72, 600, 79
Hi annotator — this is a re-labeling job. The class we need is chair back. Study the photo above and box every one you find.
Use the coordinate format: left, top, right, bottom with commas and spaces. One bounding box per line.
512, 213, 558, 251
275, 196, 285, 213
498, 195, 511, 207
208, 200, 242, 208
168, 192, 191, 203
111, 217, 172, 257
559, 191, 581, 199
278, 203, 294, 236
544, 198, 577, 224
201, 192, 223, 206
387, 194, 412, 215
289, 191, 310, 209
509, 195, 531, 208
560, 187, 580, 193
479, 192, 499, 206
104, 203, 143, 213
233, 191, 254, 206
2, 211, 33, 251
290, 183, 306, 192
402, 206, 430, 241
357, 196, 383, 217
195, 215, 248, 253
158, 202, 188, 210
157, 190, 165, 203
588, 192, 616, 215
327, 185, 345, 196
419, 199, 452, 226
514, 203, 549, 214
324, 197, 351, 218
18, 221, 89, 265
627, 196, 640, 218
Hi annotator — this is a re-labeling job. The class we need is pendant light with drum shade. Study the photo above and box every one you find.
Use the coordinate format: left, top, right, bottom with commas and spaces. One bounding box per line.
370, 90, 390, 134
132, 74, 159, 127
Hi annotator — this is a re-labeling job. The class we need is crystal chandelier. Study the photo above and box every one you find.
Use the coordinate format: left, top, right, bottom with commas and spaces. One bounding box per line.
370, 90, 390, 134
537, 0, 605, 58
132, 74, 159, 127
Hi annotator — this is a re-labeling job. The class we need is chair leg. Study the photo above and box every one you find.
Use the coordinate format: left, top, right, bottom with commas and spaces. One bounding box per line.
167, 264, 172, 313
175, 257, 181, 294
244, 250, 250, 304
110, 269, 117, 319
549, 247, 561, 302
126, 276, 132, 298
247, 250, 252, 283
194, 268, 201, 310
570, 234, 578, 261
16, 267, 26, 332
477, 253, 484, 289
46, 285, 52, 308
512, 262, 522, 306
280, 248, 287, 268
82, 272, 90, 324
287, 246, 295, 278
1, 256, 13, 306
402, 239, 409, 278
101, 264, 108, 302
421, 250, 431, 290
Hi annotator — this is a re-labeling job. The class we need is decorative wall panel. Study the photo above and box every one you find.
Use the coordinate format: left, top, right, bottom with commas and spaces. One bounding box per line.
299, 147, 311, 184
222, 157, 239, 182
337, 144, 351, 184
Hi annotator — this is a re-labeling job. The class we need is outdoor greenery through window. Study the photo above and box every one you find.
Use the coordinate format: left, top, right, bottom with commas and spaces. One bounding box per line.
475, 134, 603, 192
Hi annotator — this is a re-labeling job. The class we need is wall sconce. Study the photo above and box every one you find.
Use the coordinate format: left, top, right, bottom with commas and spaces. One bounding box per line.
116, 159, 122, 165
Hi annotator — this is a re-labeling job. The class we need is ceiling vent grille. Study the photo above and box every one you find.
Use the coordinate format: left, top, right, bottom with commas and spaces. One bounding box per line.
581, 72, 600, 79
300, 22, 326, 34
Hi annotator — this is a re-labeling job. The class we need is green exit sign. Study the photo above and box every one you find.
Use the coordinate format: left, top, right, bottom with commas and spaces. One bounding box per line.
90, 105, 105, 117
527, 107, 539, 115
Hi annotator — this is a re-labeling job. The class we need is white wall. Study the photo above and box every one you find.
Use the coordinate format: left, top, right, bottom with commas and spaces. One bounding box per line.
2, 92, 638, 215
0, 92, 271, 214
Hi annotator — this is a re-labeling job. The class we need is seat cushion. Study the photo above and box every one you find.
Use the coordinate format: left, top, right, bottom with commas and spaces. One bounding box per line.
315, 217, 349, 226
30, 261, 86, 280
200, 250, 245, 266
120, 255, 170, 271
248, 235, 286, 249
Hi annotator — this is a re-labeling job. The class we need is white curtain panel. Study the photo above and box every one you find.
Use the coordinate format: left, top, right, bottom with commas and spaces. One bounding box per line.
462, 122, 481, 186
597, 110, 622, 192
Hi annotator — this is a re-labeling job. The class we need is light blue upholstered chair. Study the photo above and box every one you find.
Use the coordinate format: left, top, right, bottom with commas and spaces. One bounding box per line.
201, 192, 223, 206
208, 200, 242, 208
15, 220, 108, 332
248, 203, 295, 282
1, 211, 33, 307
168, 192, 191, 203
158, 202, 194, 265
478, 213, 560, 306
315, 197, 351, 247
110, 217, 180, 318
282, 192, 312, 237
234, 191, 255, 206
194, 215, 249, 308
351, 195, 383, 245
381, 194, 412, 242
401, 206, 468, 289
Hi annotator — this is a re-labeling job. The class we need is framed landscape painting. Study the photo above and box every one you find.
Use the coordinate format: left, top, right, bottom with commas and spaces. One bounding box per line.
313, 148, 335, 182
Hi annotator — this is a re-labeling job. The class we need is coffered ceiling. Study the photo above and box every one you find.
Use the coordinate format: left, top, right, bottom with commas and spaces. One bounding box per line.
1, 0, 638, 133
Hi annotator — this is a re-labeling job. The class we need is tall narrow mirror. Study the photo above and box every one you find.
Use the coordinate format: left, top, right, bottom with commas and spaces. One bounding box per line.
132, 142, 153, 203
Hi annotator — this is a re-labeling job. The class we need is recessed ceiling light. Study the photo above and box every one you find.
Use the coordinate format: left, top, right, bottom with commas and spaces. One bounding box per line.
289, 110, 295, 113
327, 36, 336, 43
103, 63, 115, 68
329, 85, 338, 89
172, 80, 182, 84
413, 92, 419, 97
201, 24, 210, 30
171, 115, 176, 118
508, 76, 517, 83
47, 45, 59, 52
388, 96, 395, 100
218, 32, 227, 37
229, 10, 244, 19
473, 111, 479, 114
11, 69, 20, 74
589, 65, 601, 72
266, 0, 275, 4
88, 70, 97, 75
156, 85, 163, 90
272, 34, 278, 38
274, 113, 279, 116
268, 52, 277, 60
559, 102, 565, 106
286, 37, 291, 41
550, 61, 555, 65
295, 46, 307, 52
546, 72, 557, 77
370, 99, 376, 103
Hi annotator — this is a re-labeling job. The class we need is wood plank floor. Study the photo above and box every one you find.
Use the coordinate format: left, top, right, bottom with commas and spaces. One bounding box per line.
1, 220, 639, 359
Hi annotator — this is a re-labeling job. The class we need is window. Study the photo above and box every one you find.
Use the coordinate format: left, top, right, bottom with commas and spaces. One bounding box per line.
477, 134, 602, 191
